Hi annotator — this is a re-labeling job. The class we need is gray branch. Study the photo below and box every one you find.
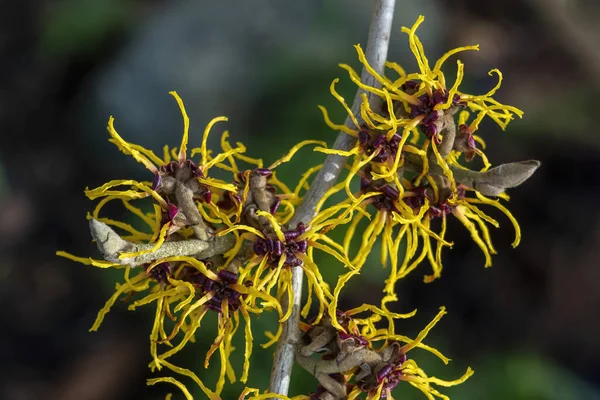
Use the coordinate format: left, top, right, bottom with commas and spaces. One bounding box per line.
267, 0, 396, 396
88, 218, 235, 267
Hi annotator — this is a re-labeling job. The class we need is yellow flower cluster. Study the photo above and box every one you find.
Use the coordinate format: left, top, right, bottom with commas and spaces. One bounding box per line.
56, 14, 536, 400
57, 92, 370, 398
318, 15, 523, 298
295, 305, 472, 400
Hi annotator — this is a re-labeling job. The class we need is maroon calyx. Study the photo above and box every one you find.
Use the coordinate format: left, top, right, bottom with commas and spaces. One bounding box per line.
217, 269, 238, 284
403, 186, 429, 210
270, 197, 281, 215
410, 89, 464, 141
160, 159, 204, 177
358, 130, 370, 147
359, 131, 402, 164
253, 222, 308, 268
151, 173, 162, 190
146, 262, 172, 283
359, 165, 401, 213
216, 191, 242, 211
427, 202, 455, 218
374, 367, 403, 397
338, 331, 369, 348
156, 159, 212, 203
193, 270, 244, 314
254, 167, 273, 177
454, 124, 477, 161
371, 184, 401, 213
357, 350, 406, 397
401, 79, 420, 93
404, 185, 466, 218
162, 203, 180, 223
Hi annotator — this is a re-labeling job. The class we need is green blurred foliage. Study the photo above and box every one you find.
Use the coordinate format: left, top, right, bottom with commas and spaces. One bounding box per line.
40, 0, 133, 57
446, 353, 600, 400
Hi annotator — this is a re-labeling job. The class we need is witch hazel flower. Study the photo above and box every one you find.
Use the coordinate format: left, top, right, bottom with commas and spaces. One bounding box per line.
56, 8, 540, 399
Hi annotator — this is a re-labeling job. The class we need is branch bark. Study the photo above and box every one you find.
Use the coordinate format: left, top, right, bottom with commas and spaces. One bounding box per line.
88, 218, 235, 267
267, 0, 396, 396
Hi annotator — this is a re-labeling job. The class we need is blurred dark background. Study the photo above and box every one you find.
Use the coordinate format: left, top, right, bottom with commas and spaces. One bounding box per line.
1, 0, 599, 399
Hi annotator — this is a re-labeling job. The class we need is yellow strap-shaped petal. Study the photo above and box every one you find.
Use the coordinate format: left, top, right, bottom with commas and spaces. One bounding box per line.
107, 117, 158, 173
328, 269, 360, 331
329, 77, 361, 130
199, 116, 228, 168
168, 91, 190, 163
268, 140, 327, 169
433, 45, 479, 77
255, 210, 285, 242
354, 44, 420, 105
56, 251, 120, 268
160, 359, 221, 400
147, 377, 194, 400
240, 306, 253, 383
318, 105, 358, 136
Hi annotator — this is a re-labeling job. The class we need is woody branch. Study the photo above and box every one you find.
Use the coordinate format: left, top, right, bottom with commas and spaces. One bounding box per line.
268, 0, 397, 396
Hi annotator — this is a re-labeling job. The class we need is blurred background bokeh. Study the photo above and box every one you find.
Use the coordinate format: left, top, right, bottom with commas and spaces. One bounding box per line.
2, 0, 600, 399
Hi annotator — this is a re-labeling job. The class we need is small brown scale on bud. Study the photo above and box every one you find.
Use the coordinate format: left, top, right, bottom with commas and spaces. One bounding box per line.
253, 222, 308, 267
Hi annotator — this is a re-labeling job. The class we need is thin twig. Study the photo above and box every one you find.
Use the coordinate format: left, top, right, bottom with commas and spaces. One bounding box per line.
267, 0, 396, 396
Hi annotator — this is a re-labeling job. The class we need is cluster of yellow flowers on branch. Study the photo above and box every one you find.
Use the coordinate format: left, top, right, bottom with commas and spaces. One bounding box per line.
57, 14, 539, 400
318, 15, 539, 293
